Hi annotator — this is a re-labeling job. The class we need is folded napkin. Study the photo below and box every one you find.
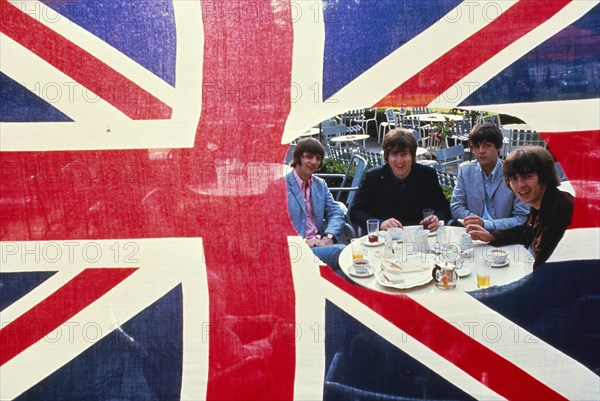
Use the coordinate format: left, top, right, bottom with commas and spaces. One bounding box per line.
381, 269, 404, 284
379, 264, 430, 287
382, 257, 431, 273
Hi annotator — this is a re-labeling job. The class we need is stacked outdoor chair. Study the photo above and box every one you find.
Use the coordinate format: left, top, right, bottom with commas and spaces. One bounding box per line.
378, 108, 397, 143
338, 109, 363, 127
353, 108, 378, 136
403, 115, 420, 130
506, 129, 547, 154
327, 145, 353, 163
476, 113, 502, 126
394, 113, 404, 130
345, 125, 364, 135
436, 169, 457, 189
357, 148, 384, 167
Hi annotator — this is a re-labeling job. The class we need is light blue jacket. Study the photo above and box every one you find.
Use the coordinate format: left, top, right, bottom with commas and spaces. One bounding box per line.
451, 160, 529, 230
286, 172, 345, 238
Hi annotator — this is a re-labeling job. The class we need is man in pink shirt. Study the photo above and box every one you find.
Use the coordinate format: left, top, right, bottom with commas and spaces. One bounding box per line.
286, 138, 346, 269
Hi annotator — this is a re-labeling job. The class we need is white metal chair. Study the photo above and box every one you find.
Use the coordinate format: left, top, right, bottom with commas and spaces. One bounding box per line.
377, 108, 396, 143
321, 124, 347, 154
435, 144, 464, 174
353, 108, 378, 136
403, 115, 420, 130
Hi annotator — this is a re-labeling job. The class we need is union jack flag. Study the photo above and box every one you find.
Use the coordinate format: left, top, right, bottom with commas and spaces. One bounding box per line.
1, 1, 598, 400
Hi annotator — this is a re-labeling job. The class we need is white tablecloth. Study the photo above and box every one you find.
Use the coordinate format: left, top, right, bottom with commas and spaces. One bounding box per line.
339, 226, 534, 295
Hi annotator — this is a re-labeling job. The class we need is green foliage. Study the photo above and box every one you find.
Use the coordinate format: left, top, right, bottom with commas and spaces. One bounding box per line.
441, 185, 453, 202
319, 157, 356, 176
317, 158, 358, 204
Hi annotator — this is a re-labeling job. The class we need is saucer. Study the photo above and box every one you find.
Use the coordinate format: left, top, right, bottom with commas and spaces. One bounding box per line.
456, 266, 471, 277
349, 266, 374, 277
491, 259, 510, 268
415, 228, 437, 237
364, 237, 385, 247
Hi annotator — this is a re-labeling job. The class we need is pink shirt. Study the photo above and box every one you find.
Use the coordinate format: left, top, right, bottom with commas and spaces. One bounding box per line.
293, 170, 320, 239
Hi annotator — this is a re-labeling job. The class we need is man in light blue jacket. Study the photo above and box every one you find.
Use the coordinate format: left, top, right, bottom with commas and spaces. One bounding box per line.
451, 123, 529, 230
286, 138, 345, 269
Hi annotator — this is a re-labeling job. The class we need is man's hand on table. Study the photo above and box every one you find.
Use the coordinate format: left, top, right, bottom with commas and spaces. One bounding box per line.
463, 215, 484, 227
466, 224, 496, 242
381, 218, 402, 230
419, 215, 439, 231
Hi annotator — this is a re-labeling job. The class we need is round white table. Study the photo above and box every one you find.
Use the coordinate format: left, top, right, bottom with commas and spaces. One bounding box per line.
415, 113, 462, 123
329, 134, 370, 143
339, 226, 533, 296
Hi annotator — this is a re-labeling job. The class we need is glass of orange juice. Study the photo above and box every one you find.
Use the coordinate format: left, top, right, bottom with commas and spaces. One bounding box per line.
351, 238, 364, 260
476, 263, 491, 289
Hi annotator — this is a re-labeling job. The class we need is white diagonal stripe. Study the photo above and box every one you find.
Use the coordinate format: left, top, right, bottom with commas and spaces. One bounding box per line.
432, 0, 598, 109
413, 292, 600, 401
549, 228, 600, 262
0, 238, 208, 401
287, 231, 599, 400
288, 237, 504, 400
6, 0, 176, 106
466, 99, 600, 133
0, 34, 128, 122
285, 1, 518, 141
0, 1, 203, 151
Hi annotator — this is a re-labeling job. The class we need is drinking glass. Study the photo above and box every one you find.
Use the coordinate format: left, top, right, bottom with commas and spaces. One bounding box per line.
366, 219, 380, 243
476, 263, 491, 289
436, 221, 449, 253
351, 239, 364, 260
422, 208, 434, 229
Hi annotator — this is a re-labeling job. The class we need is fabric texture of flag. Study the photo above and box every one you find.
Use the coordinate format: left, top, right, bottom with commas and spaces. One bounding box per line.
1, 0, 599, 400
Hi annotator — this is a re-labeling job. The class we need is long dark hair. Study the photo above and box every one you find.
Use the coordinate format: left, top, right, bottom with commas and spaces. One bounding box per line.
503, 146, 559, 188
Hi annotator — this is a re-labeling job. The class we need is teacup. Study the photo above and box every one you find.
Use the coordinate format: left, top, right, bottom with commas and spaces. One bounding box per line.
414, 229, 430, 252
352, 258, 370, 274
459, 233, 474, 251
388, 227, 404, 241
491, 249, 508, 264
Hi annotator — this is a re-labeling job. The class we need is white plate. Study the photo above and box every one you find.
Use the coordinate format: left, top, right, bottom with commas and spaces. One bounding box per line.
491, 259, 510, 268
375, 268, 432, 289
363, 238, 385, 247
349, 266, 374, 277
456, 266, 471, 277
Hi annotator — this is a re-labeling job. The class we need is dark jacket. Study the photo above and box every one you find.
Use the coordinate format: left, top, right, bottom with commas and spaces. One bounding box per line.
349, 163, 450, 231
491, 186, 574, 269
